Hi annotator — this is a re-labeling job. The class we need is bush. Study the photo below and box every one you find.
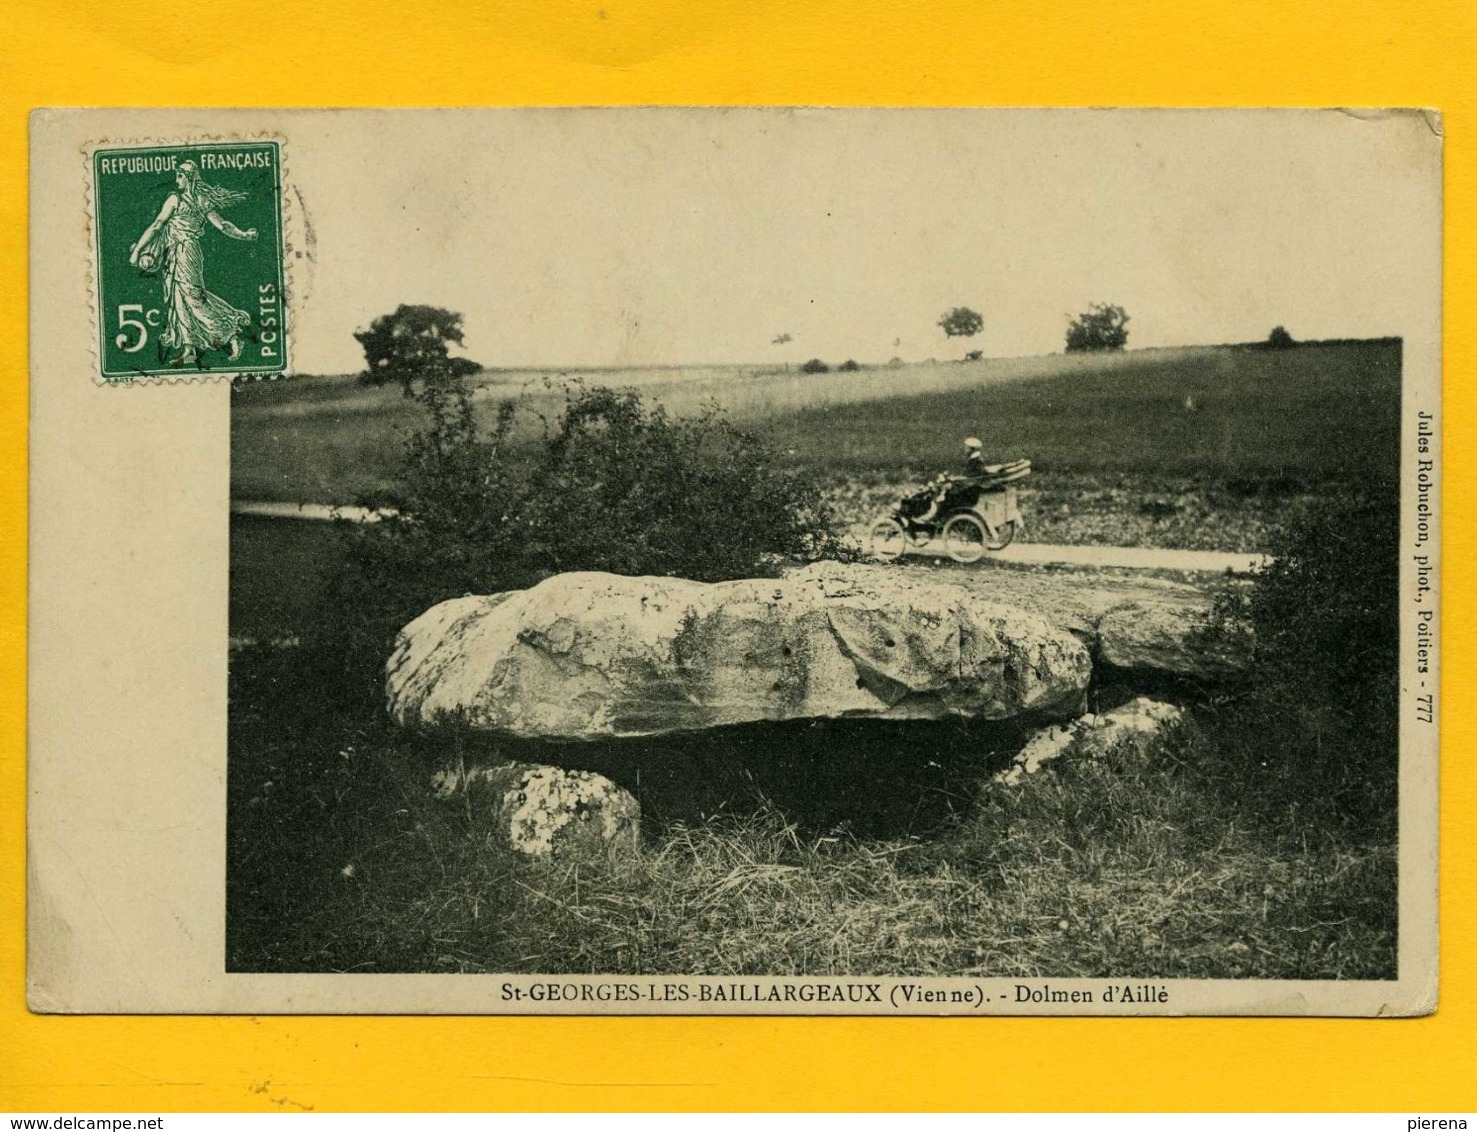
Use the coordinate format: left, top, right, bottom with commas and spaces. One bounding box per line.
963, 350, 983, 361
1201, 476, 1399, 828
800, 358, 830, 374
307, 383, 846, 704
838, 359, 861, 372
1266, 326, 1298, 349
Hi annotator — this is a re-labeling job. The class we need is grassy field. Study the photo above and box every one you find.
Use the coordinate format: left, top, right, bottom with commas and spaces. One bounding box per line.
767, 338, 1401, 480
230, 339, 1400, 503
230, 515, 351, 642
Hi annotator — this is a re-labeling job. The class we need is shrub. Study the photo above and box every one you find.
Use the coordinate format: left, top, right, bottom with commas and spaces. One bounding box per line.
1266, 325, 1298, 349
963, 350, 983, 361
1201, 476, 1399, 828
306, 382, 846, 704
838, 359, 861, 372
524, 387, 842, 578
800, 358, 830, 374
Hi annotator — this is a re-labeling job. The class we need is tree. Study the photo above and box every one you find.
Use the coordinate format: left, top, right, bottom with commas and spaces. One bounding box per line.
1065, 303, 1130, 352
937, 307, 984, 353
355, 303, 479, 397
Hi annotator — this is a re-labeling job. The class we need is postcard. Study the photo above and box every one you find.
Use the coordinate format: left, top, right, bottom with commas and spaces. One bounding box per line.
28, 107, 1440, 1014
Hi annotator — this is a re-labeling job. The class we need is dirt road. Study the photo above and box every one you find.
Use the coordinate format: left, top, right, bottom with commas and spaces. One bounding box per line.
875, 535, 1267, 574
231, 499, 1268, 574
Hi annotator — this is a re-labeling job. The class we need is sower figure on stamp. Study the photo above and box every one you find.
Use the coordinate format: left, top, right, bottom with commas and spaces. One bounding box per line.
129, 160, 258, 366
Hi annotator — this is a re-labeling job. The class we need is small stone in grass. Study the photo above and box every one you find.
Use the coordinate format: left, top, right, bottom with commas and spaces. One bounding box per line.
431, 762, 640, 861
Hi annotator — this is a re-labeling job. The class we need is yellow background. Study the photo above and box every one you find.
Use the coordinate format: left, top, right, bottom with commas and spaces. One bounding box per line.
2, 0, 1471, 1113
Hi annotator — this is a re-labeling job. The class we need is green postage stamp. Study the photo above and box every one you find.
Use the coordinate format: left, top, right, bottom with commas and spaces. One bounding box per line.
91, 140, 288, 381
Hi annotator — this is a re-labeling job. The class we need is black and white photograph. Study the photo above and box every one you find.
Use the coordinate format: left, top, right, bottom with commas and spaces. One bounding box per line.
28, 108, 1441, 1015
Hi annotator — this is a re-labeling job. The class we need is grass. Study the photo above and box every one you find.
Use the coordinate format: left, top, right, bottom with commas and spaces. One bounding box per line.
226, 662, 1396, 979
230, 515, 351, 641
230, 339, 1400, 503
765, 339, 1400, 479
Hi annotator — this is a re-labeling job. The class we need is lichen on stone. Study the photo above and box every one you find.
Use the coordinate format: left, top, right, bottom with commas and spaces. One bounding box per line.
995, 696, 1184, 786
431, 761, 640, 860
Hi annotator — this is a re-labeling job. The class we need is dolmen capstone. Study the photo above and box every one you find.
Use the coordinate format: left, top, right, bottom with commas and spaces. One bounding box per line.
386, 563, 1093, 741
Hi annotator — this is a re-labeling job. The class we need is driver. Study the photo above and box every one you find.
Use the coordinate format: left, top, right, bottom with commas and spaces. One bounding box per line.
920, 437, 987, 522
963, 436, 986, 477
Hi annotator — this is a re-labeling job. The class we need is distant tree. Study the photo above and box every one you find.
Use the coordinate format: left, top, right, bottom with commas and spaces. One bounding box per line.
937, 307, 984, 354
1065, 303, 1130, 353
963, 350, 983, 361
355, 304, 479, 397
800, 358, 830, 374
838, 359, 861, 372
1266, 325, 1298, 349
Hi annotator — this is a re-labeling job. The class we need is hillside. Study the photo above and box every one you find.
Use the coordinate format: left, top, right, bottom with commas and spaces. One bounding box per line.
768, 338, 1401, 480
230, 339, 1401, 503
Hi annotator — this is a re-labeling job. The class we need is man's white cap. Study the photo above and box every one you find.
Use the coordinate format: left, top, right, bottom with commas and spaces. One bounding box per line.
964, 437, 983, 449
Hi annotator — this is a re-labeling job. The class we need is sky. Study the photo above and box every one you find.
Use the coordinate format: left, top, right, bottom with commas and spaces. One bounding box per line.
281, 108, 1440, 373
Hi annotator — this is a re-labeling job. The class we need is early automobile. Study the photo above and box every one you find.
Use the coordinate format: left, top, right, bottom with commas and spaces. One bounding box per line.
870, 459, 1029, 563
